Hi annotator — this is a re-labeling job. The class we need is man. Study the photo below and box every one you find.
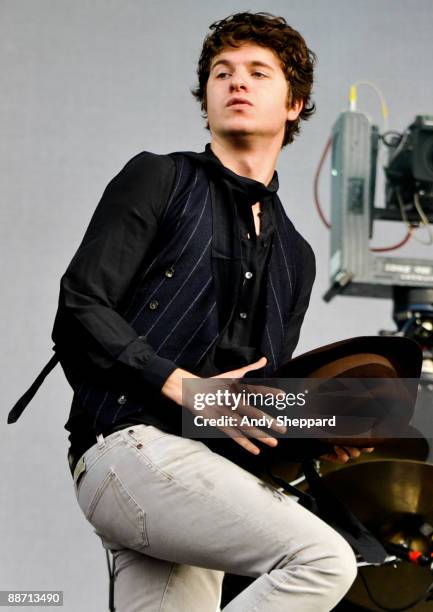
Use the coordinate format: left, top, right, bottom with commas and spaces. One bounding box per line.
52, 11, 360, 611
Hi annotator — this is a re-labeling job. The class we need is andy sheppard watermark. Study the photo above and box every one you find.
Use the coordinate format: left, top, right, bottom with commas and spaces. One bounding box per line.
193, 413, 337, 430
191, 388, 337, 431
181, 377, 418, 440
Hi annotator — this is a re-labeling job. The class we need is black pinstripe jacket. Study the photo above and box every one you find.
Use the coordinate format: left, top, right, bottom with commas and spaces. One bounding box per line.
9, 144, 316, 461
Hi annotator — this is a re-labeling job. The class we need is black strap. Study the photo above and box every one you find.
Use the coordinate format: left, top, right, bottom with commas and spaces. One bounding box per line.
266, 467, 319, 514
9, 155, 181, 427
106, 549, 116, 612
300, 459, 388, 564
267, 460, 388, 564
7, 348, 59, 424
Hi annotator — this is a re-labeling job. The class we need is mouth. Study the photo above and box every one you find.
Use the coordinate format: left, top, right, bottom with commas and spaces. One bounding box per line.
226, 98, 253, 108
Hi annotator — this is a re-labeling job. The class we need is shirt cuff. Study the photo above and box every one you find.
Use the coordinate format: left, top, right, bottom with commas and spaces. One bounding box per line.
136, 354, 179, 391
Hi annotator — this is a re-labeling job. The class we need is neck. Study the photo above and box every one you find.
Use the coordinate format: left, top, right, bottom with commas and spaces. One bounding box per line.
209, 136, 280, 186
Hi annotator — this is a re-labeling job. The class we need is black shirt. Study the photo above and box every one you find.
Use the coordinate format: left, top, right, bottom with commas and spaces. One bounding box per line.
65, 144, 277, 464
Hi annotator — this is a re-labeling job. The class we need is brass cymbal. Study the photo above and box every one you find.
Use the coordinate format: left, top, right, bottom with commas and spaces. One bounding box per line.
356, 436, 429, 461
319, 459, 433, 610
318, 436, 430, 477
266, 436, 430, 485
271, 455, 433, 610
319, 460, 433, 529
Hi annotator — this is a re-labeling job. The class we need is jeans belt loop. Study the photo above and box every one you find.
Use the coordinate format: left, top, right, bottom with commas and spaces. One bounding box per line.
96, 432, 106, 450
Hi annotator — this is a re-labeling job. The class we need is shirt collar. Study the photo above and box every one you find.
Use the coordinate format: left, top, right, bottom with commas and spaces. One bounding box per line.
179, 143, 279, 206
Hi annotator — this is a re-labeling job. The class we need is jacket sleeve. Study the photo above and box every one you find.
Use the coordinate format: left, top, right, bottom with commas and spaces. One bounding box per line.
280, 238, 316, 365
51, 151, 179, 391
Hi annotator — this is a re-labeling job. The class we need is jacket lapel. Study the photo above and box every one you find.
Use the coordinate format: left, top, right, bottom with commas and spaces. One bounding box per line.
178, 148, 296, 374
260, 196, 297, 374
208, 176, 243, 331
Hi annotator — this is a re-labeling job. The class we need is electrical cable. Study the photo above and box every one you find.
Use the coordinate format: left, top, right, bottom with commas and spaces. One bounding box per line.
313, 135, 413, 252
380, 131, 403, 148
369, 227, 413, 252
349, 80, 389, 131
347, 79, 412, 251
413, 192, 433, 245
313, 135, 332, 229
313, 80, 431, 252
396, 188, 432, 246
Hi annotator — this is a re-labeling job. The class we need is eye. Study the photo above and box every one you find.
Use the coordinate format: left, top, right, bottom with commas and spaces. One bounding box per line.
215, 72, 230, 79
252, 71, 267, 78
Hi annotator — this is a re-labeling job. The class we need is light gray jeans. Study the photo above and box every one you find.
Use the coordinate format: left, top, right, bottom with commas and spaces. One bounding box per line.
72, 424, 357, 611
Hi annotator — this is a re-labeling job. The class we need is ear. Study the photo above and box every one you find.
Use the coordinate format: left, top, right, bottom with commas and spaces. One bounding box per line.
287, 99, 304, 121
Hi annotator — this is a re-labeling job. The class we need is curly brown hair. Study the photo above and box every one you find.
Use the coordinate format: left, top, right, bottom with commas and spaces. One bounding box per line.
191, 11, 316, 147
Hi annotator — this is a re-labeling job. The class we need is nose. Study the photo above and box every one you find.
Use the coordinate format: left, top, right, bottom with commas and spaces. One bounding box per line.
229, 73, 248, 92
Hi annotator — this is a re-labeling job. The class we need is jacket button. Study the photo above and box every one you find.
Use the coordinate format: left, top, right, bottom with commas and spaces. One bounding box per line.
149, 300, 159, 310
245, 271, 253, 279
117, 394, 127, 405
136, 443, 143, 449
165, 267, 174, 278
239, 312, 248, 319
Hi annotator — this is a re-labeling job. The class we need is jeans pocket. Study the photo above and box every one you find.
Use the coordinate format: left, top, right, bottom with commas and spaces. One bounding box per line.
85, 468, 149, 551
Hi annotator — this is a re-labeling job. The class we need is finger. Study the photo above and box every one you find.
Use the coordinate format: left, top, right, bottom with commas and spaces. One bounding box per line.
235, 403, 287, 433
341, 446, 361, 459
319, 453, 334, 461
334, 446, 350, 463
269, 419, 287, 434
214, 357, 267, 379
242, 356, 267, 373
361, 447, 375, 453
238, 423, 279, 448
233, 408, 283, 440
218, 425, 261, 455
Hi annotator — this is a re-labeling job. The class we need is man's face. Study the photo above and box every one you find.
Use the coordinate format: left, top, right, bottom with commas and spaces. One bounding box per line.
205, 42, 303, 145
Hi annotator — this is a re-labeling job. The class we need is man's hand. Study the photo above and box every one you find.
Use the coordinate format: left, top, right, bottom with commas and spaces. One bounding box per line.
161, 356, 286, 456
319, 445, 374, 464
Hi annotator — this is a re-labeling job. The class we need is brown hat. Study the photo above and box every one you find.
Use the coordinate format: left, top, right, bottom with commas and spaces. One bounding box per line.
272, 336, 423, 447
274, 335, 422, 379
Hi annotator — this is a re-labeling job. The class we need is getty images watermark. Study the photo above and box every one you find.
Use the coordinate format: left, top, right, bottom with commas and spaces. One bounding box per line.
191, 387, 331, 430
181, 377, 424, 439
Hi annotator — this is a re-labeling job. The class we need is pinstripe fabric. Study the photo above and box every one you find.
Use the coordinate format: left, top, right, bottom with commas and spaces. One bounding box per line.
79, 154, 220, 430
259, 199, 299, 376
76, 152, 303, 432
